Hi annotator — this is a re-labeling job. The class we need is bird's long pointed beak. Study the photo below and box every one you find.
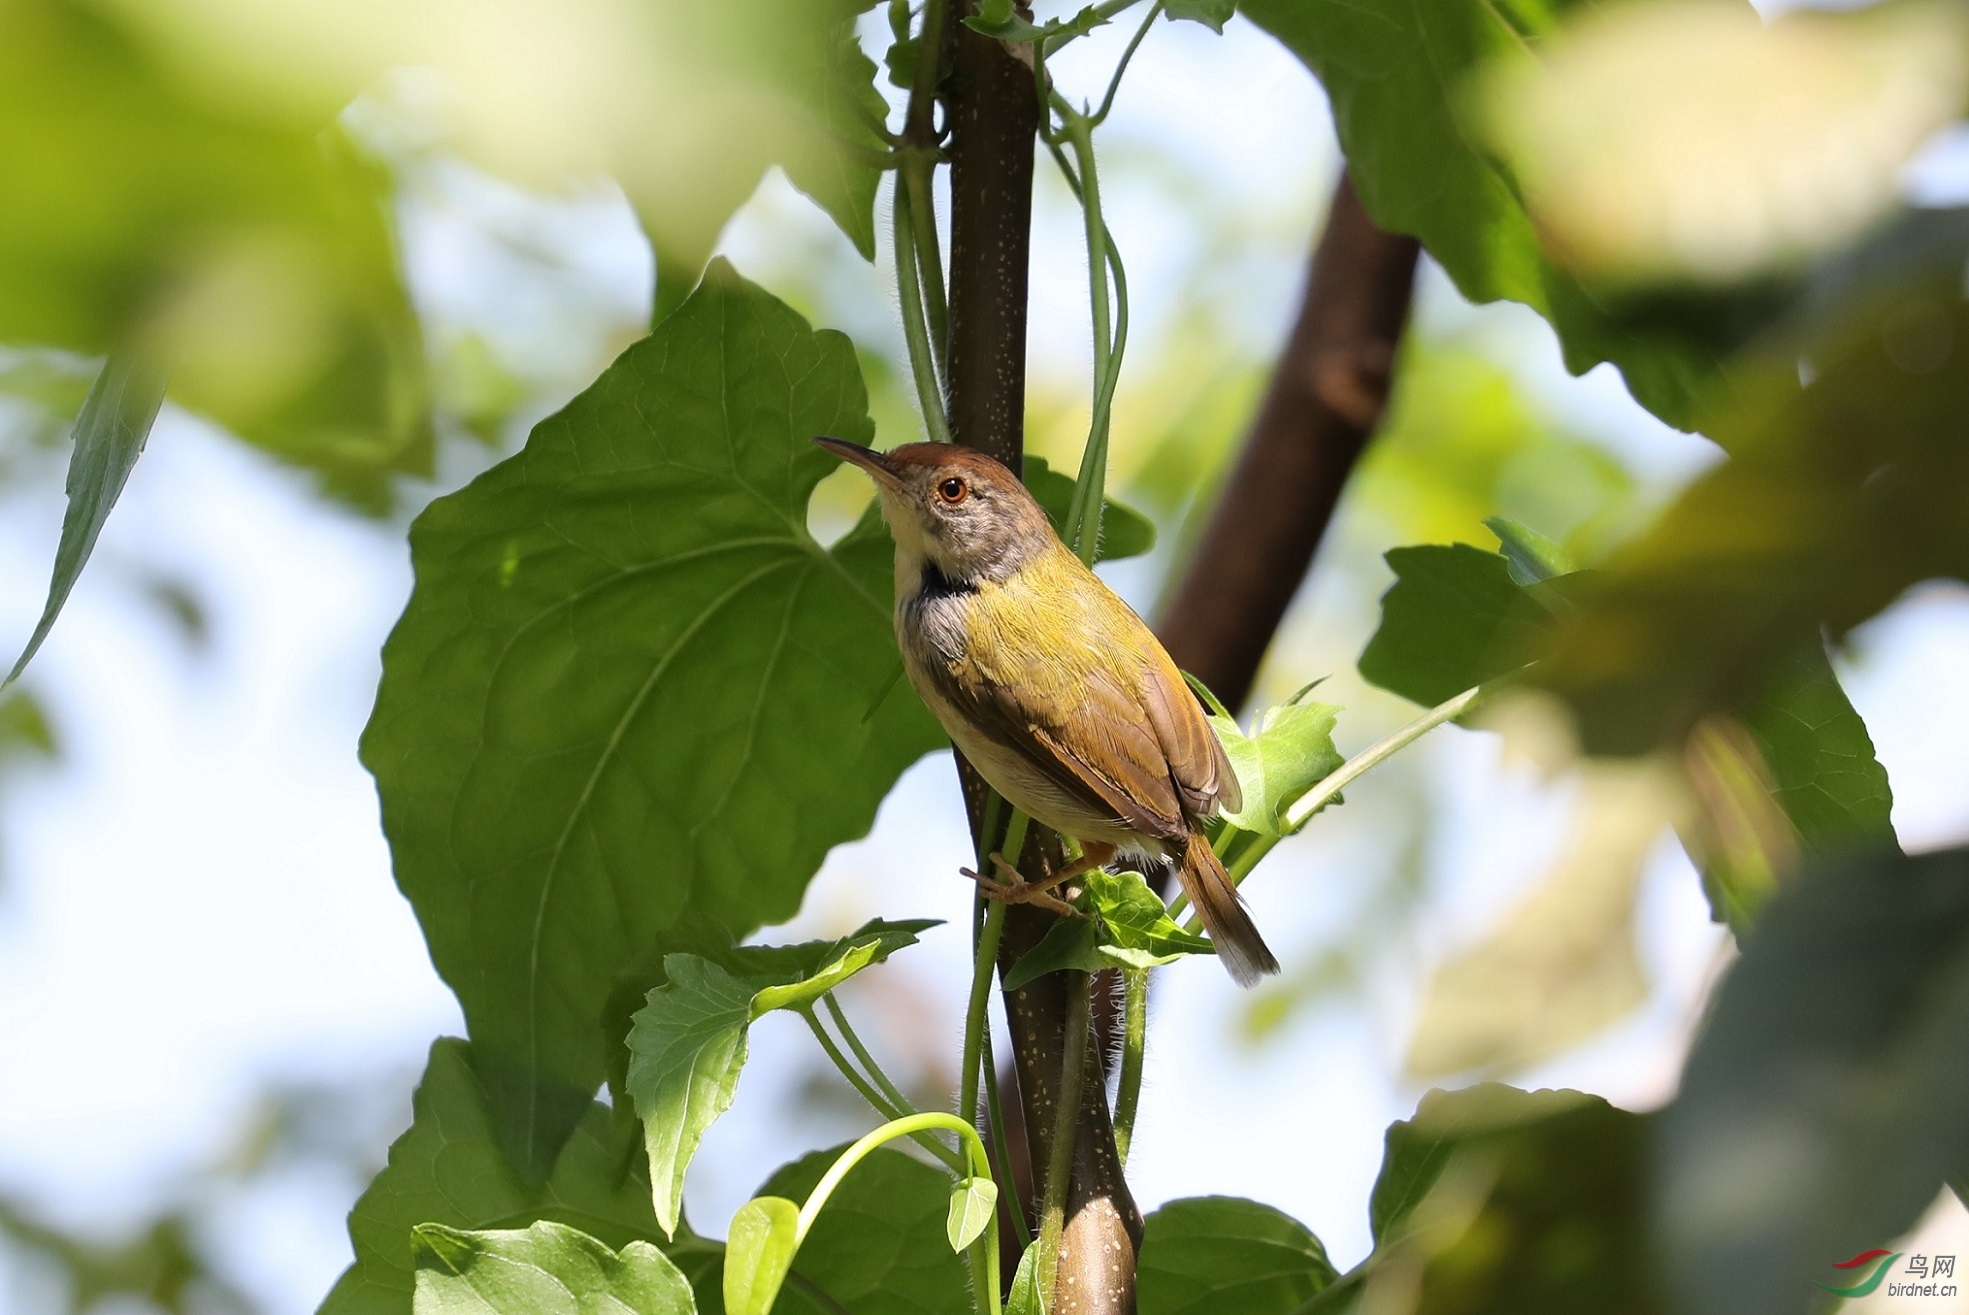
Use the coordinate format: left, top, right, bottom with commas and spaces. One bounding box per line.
811, 436, 901, 487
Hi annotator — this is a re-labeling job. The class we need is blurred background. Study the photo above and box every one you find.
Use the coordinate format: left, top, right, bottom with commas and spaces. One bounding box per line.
3, 2, 1969, 1312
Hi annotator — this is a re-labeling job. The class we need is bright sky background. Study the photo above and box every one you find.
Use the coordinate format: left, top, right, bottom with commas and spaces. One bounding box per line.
3, 11, 1969, 1314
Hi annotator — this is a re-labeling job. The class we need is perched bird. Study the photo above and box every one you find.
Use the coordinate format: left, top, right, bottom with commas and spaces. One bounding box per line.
813, 437, 1279, 986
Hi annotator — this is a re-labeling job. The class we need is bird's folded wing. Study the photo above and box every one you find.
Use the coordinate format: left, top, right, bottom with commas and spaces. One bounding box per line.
936, 659, 1191, 844
1138, 651, 1242, 817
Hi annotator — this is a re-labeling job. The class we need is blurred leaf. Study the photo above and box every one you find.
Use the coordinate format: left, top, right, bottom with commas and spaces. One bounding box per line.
1137, 1196, 1336, 1315
1533, 271, 1969, 754
1165, 0, 1238, 34
322, 1039, 665, 1315
1208, 689, 1344, 836
1474, 1, 1969, 284
722, 1198, 799, 1315
362, 261, 942, 1175
1484, 515, 1574, 586
0, 688, 58, 765
412, 1221, 695, 1315
1026, 455, 1156, 563
1657, 843, 1969, 1315
1240, 0, 1759, 428
1362, 538, 1895, 932
1404, 762, 1679, 1079
1358, 543, 1552, 707
964, 0, 1055, 43
1310, 1085, 1657, 1314
626, 921, 933, 1236
754, 1144, 972, 1315
0, 0, 429, 503
946, 1178, 997, 1253
6, 347, 167, 684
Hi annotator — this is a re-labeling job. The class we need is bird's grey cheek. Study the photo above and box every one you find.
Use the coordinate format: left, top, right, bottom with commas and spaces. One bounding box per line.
910, 593, 970, 662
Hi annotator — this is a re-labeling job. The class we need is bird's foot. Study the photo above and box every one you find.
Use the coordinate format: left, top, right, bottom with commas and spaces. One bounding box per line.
959, 852, 1082, 918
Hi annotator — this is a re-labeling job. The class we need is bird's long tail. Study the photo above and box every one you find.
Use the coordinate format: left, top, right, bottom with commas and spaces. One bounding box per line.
1175, 831, 1279, 988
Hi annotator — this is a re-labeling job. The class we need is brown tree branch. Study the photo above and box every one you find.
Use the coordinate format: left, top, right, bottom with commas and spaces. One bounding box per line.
1156, 172, 1421, 713
943, 9, 1142, 1313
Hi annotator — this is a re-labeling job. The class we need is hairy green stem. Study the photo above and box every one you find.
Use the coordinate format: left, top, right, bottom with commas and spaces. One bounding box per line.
804, 1007, 965, 1172
978, 1010, 1034, 1250
1035, 970, 1092, 1299
795, 1111, 1001, 1314
894, 177, 953, 444
1061, 111, 1119, 565
960, 808, 1030, 1131
1112, 969, 1147, 1166
823, 992, 919, 1124
1093, 1, 1162, 124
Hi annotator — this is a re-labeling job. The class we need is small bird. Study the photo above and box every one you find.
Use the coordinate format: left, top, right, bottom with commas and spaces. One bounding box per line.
813, 437, 1279, 986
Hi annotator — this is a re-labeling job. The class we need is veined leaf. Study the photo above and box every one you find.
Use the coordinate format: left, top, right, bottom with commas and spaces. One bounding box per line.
626, 920, 934, 1236
1208, 689, 1344, 837
1005, 870, 1215, 987
1164, 0, 1237, 34
321, 1039, 667, 1315
1357, 543, 1552, 708
947, 1178, 998, 1252
362, 262, 944, 1174
411, 1221, 695, 1315
1137, 1196, 1336, 1315
722, 1197, 800, 1315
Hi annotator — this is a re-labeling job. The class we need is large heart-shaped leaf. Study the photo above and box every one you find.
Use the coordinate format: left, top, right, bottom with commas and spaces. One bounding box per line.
362, 260, 944, 1175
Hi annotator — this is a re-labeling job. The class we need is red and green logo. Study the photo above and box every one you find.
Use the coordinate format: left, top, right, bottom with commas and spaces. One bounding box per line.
1816, 1249, 1903, 1298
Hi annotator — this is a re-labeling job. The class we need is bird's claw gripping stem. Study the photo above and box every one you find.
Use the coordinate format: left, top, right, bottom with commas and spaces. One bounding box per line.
959, 851, 1083, 918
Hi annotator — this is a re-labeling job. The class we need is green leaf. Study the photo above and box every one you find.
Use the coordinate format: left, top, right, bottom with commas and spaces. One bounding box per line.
1240, 0, 1752, 429
1530, 269, 1969, 754
362, 261, 943, 1174
1165, 0, 1237, 33
0, 687, 57, 765
1357, 543, 1553, 708
1358, 538, 1894, 927
1006, 1245, 1045, 1315
1083, 869, 1215, 965
756, 1144, 972, 1315
1208, 690, 1344, 837
776, 3, 891, 261
963, 0, 1046, 42
1005, 870, 1217, 986
0, 1, 430, 503
1137, 1196, 1336, 1315
946, 1178, 998, 1253
1482, 516, 1574, 586
722, 1197, 799, 1315
1310, 1085, 1657, 1315
411, 1221, 696, 1315
6, 347, 167, 684
321, 1039, 665, 1315
1658, 844, 1969, 1315
628, 959, 766, 1241
627, 921, 933, 1236
1025, 455, 1157, 563
1003, 916, 1105, 990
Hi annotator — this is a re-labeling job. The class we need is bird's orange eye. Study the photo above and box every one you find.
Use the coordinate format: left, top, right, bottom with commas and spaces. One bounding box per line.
937, 477, 968, 504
